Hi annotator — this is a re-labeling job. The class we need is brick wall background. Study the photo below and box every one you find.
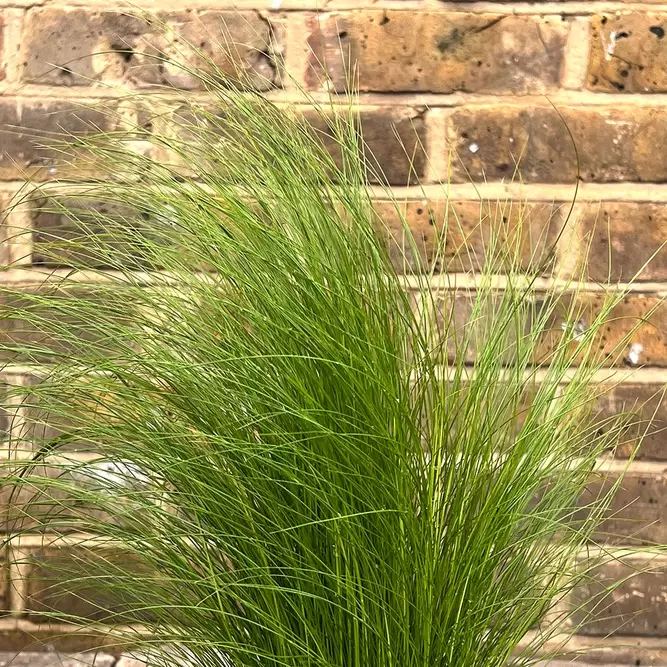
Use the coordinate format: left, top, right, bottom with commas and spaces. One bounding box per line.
0, 0, 667, 664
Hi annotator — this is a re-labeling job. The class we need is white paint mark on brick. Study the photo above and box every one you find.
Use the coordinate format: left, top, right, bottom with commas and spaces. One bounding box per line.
605, 30, 616, 61
626, 343, 644, 366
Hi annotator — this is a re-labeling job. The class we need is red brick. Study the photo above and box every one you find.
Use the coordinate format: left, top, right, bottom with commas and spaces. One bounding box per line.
0, 99, 115, 181
0, 14, 5, 82
0, 653, 114, 667
22, 9, 279, 89
18, 374, 98, 452
312, 12, 567, 94
0, 463, 107, 533
588, 13, 667, 93
537, 293, 667, 367
573, 559, 667, 636
358, 109, 426, 185
262, 106, 426, 185
448, 106, 667, 183
155, 104, 426, 186
0, 380, 14, 444
373, 199, 562, 274
428, 291, 540, 365
0, 550, 7, 614
431, 292, 667, 368
30, 196, 157, 270
0, 285, 132, 363
595, 384, 667, 460
26, 547, 153, 623
581, 203, 667, 283
0, 194, 11, 266
580, 470, 667, 545
0, 631, 120, 654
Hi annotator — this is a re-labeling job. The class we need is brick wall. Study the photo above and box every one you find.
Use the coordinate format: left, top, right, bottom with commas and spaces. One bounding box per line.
1, 0, 667, 663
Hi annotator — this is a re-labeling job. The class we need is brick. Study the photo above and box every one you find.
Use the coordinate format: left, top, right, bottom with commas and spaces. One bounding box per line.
30, 196, 159, 269
358, 109, 426, 185
573, 559, 667, 636
431, 292, 667, 368
580, 470, 667, 545
0, 15, 5, 82
312, 12, 568, 94
305, 107, 427, 185
0, 285, 132, 363
0, 194, 11, 267
408, 290, 478, 363
537, 293, 667, 368
0, 653, 114, 667
0, 551, 7, 614
536, 664, 632, 667
0, 100, 114, 181
588, 13, 667, 93
595, 384, 667, 460
0, 458, 131, 533
116, 657, 146, 667
581, 203, 667, 283
554, 646, 667, 667
26, 547, 153, 623
19, 374, 99, 452
154, 104, 425, 186
428, 291, 539, 366
0, 466, 75, 533
0, 382, 13, 444
373, 199, 562, 274
0, 631, 120, 654
22, 8, 279, 89
448, 106, 667, 183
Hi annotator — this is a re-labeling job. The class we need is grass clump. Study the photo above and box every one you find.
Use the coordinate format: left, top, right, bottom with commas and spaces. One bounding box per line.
0, 43, 656, 667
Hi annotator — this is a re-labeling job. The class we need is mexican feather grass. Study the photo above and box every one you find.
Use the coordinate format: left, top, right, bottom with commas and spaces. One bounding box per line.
0, 38, 658, 667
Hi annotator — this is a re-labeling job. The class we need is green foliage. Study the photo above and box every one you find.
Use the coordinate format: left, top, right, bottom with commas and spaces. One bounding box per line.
0, 52, 654, 667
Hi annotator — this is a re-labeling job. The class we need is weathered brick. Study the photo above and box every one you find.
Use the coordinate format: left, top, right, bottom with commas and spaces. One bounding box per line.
588, 13, 667, 93
552, 645, 667, 667
312, 12, 568, 94
0, 100, 114, 181
22, 8, 279, 89
373, 200, 562, 273
0, 550, 7, 614
581, 203, 667, 283
580, 470, 667, 545
0, 15, 5, 82
430, 291, 549, 366
30, 196, 160, 269
153, 104, 425, 185
448, 106, 667, 183
19, 374, 98, 452
595, 384, 667, 460
26, 547, 153, 623
0, 653, 114, 667
537, 293, 667, 367
0, 285, 134, 363
0, 382, 13, 444
573, 559, 667, 636
0, 631, 120, 654
357, 109, 426, 185
431, 292, 667, 368
0, 464, 96, 533
0, 194, 11, 267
